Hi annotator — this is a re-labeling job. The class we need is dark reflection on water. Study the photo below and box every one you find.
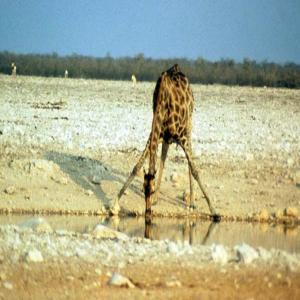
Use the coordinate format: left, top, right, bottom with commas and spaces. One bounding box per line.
0, 214, 299, 253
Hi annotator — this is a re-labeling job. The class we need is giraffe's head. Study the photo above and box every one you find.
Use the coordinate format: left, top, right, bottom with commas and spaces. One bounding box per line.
143, 172, 155, 214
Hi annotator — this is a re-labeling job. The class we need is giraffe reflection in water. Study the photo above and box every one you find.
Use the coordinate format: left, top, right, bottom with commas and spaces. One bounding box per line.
144, 217, 218, 245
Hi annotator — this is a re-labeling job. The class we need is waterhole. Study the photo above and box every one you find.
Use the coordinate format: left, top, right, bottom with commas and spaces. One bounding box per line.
0, 214, 299, 253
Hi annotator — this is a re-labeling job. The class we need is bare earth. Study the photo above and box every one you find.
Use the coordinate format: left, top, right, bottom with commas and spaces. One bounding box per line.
0, 75, 299, 299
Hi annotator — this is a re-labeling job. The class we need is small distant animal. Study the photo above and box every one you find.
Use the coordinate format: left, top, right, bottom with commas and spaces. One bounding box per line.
111, 64, 219, 220
11, 63, 17, 76
64, 70, 68, 78
131, 74, 137, 87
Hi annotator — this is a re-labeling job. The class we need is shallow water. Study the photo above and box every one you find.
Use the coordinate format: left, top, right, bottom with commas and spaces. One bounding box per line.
0, 214, 299, 253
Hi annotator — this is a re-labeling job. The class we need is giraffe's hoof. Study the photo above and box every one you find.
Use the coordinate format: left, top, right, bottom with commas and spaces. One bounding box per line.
109, 201, 120, 216
187, 204, 196, 212
211, 213, 221, 222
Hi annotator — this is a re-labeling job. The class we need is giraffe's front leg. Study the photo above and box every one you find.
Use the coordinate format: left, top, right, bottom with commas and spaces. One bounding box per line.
144, 173, 155, 216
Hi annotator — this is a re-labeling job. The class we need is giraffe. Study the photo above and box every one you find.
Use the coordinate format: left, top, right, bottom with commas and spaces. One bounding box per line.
131, 74, 137, 87
11, 62, 17, 76
111, 64, 219, 220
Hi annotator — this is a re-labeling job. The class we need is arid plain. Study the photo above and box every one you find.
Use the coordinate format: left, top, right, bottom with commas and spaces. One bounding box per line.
0, 75, 299, 299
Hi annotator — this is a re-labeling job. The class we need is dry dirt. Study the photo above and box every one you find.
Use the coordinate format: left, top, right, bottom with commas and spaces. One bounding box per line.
0, 74, 299, 299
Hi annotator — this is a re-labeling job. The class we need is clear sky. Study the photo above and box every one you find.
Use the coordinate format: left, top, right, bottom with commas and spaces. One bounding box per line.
0, 0, 299, 63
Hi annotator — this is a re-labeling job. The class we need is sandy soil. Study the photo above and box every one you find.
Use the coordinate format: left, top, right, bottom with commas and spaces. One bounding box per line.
2, 260, 300, 300
0, 74, 299, 299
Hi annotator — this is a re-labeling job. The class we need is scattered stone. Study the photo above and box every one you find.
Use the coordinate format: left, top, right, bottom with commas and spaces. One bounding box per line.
250, 178, 258, 185
85, 189, 94, 196
51, 175, 68, 185
275, 210, 284, 219
91, 175, 101, 185
75, 247, 87, 258
0, 272, 7, 281
167, 242, 179, 255
182, 190, 190, 205
165, 280, 182, 287
90, 224, 128, 240
258, 209, 269, 221
284, 207, 298, 218
4, 186, 16, 195
246, 153, 254, 160
3, 282, 13, 290
286, 158, 294, 167
25, 249, 44, 263
235, 243, 258, 264
211, 244, 228, 265
108, 273, 135, 288
95, 268, 102, 275
170, 172, 179, 183
66, 275, 75, 281
19, 217, 53, 233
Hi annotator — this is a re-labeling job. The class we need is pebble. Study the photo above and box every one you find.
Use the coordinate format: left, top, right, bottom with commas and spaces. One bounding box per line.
170, 172, 180, 183
3, 282, 13, 290
90, 224, 128, 240
165, 280, 182, 287
25, 249, 44, 263
234, 243, 258, 264
108, 273, 135, 288
0, 272, 7, 281
284, 207, 298, 218
182, 190, 190, 204
167, 242, 179, 255
19, 217, 53, 233
91, 176, 101, 184
4, 186, 16, 195
258, 209, 269, 221
211, 244, 228, 265
85, 189, 94, 196
250, 178, 258, 185
95, 268, 102, 275
287, 158, 294, 167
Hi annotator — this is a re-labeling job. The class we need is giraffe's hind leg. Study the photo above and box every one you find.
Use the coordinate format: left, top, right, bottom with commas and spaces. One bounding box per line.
187, 138, 195, 210
152, 141, 169, 205
180, 141, 219, 219
110, 140, 149, 215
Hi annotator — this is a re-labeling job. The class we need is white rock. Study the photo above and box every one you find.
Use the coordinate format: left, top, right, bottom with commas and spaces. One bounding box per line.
234, 243, 258, 264
91, 175, 101, 184
167, 241, 179, 255
19, 217, 53, 233
170, 172, 180, 183
3, 281, 13, 290
26, 249, 44, 263
108, 273, 135, 288
90, 224, 128, 240
211, 244, 228, 265
85, 189, 94, 196
287, 158, 294, 167
4, 186, 16, 195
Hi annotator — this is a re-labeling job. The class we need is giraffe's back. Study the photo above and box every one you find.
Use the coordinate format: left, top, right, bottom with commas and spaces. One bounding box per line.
152, 64, 194, 145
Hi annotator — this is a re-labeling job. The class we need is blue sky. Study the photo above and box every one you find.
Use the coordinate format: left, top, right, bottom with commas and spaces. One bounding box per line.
0, 1, 299, 63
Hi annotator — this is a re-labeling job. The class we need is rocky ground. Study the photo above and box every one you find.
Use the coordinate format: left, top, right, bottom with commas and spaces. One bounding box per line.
0, 74, 300, 298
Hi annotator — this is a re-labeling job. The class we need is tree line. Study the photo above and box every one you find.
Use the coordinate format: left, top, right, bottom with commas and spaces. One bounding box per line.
0, 51, 299, 88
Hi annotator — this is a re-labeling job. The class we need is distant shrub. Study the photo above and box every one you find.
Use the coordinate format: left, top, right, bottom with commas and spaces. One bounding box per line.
0, 51, 299, 88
